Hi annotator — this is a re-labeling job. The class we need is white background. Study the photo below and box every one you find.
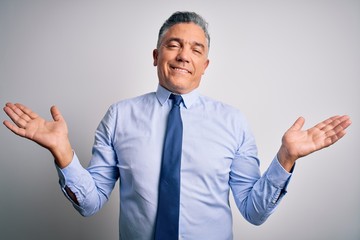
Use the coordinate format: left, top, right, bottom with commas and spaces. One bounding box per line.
0, 0, 359, 239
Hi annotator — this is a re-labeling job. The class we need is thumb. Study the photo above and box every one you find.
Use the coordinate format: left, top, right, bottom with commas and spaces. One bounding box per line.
50, 105, 63, 122
289, 116, 305, 131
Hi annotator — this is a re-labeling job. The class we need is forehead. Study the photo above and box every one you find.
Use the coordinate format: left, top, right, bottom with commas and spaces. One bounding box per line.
161, 23, 208, 47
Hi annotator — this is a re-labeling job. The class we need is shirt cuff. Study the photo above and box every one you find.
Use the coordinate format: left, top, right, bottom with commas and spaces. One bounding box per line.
55, 152, 88, 208
266, 155, 293, 189
55, 152, 83, 188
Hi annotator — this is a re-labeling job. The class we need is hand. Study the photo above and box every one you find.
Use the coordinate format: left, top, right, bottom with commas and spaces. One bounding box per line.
3, 103, 73, 168
277, 115, 351, 172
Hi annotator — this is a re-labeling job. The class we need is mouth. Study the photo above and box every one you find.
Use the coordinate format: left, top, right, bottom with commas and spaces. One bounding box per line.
170, 65, 192, 74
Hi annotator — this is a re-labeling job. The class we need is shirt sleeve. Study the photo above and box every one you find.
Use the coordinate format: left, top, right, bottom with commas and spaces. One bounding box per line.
55, 106, 120, 217
229, 121, 293, 226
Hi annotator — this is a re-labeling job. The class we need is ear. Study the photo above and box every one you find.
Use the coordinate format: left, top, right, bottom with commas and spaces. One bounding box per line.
153, 49, 158, 66
202, 59, 210, 75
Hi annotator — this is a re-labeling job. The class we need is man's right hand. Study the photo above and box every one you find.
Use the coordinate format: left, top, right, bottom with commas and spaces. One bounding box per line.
3, 103, 73, 168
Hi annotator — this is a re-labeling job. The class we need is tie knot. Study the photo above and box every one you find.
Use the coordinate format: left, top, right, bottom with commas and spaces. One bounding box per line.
170, 94, 183, 107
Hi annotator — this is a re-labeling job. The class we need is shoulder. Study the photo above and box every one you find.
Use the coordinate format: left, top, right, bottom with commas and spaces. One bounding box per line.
194, 95, 253, 145
108, 92, 157, 111
197, 94, 245, 118
98, 92, 157, 123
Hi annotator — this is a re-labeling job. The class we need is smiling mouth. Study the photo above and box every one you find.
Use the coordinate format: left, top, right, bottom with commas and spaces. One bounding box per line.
171, 66, 191, 74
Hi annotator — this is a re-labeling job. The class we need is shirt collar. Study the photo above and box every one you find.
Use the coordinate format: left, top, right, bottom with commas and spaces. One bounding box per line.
156, 84, 199, 109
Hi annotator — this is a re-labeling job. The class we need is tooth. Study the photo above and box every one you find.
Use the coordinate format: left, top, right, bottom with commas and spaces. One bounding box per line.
175, 68, 187, 73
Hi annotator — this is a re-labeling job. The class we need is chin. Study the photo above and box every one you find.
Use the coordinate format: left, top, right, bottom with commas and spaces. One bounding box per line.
174, 85, 197, 94
161, 78, 199, 94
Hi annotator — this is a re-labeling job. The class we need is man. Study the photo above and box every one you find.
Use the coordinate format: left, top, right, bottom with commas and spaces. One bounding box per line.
2, 11, 351, 240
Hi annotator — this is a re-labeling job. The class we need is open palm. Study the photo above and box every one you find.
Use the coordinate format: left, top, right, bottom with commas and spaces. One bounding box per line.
278, 115, 351, 171
3, 103, 68, 151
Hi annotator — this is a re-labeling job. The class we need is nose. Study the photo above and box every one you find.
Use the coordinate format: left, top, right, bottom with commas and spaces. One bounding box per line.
176, 47, 190, 63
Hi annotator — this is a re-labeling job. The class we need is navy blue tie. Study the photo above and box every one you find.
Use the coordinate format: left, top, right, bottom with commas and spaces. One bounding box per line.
155, 94, 183, 240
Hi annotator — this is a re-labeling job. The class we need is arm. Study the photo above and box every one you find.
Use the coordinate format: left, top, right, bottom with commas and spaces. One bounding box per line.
3, 102, 119, 215
3, 102, 73, 168
3, 102, 77, 203
277, 115, 351, 172
56, 105, 120, 216
231, 115, 351, 225
230, 125, 291, 226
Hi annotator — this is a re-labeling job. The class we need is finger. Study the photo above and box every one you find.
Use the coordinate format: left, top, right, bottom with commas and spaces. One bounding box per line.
50, 105, 63, 122
320, 118, 341, 133
324, 116, 351, 138
320, 115, 351, 133
331, 129, 347, 143
4, 103, 35, 128
321, 116, 351, 148
314, 115, 340, 130
323, 129, 347, 148
337, 115, 351, 128
340, 116, 352, 130
12, 105, 32, 123
3, 120, 27, 137
14, 103, 39, 119
289, 117, 305, 131
3, 104, 26, 128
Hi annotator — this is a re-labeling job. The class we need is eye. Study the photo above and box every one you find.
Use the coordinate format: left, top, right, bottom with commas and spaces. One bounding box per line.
193, 48, 203, 55
166, 41, 181, 49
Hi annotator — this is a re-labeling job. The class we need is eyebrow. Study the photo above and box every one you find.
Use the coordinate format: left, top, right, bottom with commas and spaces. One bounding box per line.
165, 37, 206, 50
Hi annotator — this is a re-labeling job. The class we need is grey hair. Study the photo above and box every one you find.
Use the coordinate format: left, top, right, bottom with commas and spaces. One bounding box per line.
156, 11, 210, 49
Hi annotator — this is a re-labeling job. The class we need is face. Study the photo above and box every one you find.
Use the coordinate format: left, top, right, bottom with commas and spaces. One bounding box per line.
153, 23, 210, 94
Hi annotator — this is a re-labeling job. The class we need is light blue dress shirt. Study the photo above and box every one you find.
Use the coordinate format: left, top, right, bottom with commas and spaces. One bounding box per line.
57, 85, 292, 240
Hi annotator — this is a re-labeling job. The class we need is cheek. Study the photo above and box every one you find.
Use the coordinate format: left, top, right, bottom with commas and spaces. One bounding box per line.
200, 60, 209, 74
196, 63, 206, 75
